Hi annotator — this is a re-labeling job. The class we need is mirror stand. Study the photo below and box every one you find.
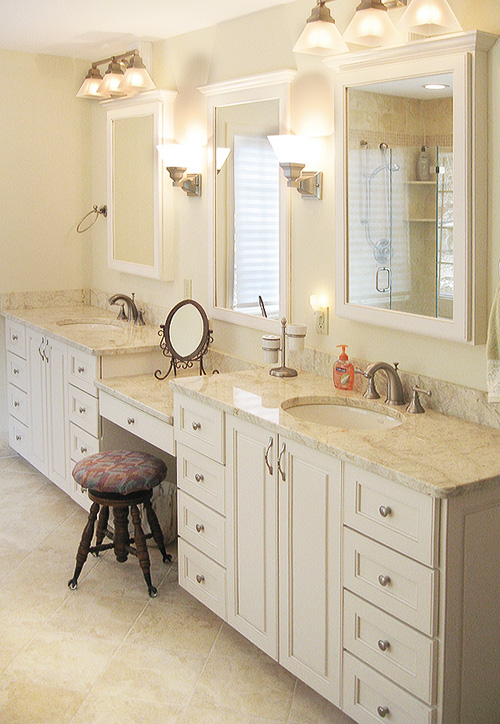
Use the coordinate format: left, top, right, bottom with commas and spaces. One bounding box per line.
155, 299, 213, 379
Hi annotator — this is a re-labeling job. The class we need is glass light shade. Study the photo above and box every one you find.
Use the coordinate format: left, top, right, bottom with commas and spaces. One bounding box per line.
99, 60, 125, 98
310, 294, 328, 312
343, 3, 401, 47
118, 55, 156, 95
267, 135, 307, 165
398, 0, 462, 36
157, 143, 186, 168
293, 18, 349, 56
76, 67, 104, 99
216, 147, 231, 172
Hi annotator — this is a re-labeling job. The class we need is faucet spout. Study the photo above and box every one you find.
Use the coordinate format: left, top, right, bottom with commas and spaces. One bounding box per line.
108, 293, 138, 323
364, 361, 405, 406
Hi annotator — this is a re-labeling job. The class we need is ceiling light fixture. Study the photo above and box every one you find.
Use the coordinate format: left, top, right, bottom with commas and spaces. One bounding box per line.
293, 0, 348, 56
76, 50, 156, 100
423, 82, 449, 89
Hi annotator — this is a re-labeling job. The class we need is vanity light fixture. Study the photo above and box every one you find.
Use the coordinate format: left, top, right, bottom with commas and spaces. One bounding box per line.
76, 50, 156, 100
156, 143, 202, 197
293, 0, 349, 56
267, 135, 323, 200
310, 294, 329, 334
343, 0, 401, 47
398, 0, 462, 37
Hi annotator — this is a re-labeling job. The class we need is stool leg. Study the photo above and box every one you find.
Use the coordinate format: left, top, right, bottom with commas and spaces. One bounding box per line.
94, 506, 110, 553
131, 504, 157, 597
113, 506, 130, 563
68, 501, 99, 590
144, 498, 172, 563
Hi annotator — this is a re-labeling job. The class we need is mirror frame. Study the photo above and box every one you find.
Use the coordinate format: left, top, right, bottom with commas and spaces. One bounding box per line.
199, 70, 296, 334
327, 32, 495, 344
105, 90, 177, 280
155, 299, 212, 378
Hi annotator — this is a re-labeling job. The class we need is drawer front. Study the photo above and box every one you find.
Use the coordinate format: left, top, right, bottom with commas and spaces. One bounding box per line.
178, 538, 226, 619
8, 384, 28, 426
176, 442, 225, 514
8, 418, 28, 457
69, 423, 100, 464
69, 385, 100, 437
178, 490, 225, 566
99, 392, 174, 456
343, 590, 437, 704
5, 320, 26, 359
174, 394, 224, 463
7, 353, 27, 391
68, 348, 99, 396
343, 652, 437, 724
344, 463, 439, 567
343, 528, 438, 636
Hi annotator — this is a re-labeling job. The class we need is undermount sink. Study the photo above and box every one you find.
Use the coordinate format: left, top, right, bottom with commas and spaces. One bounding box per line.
56, 320, 126, 332
281, 397, 404, 431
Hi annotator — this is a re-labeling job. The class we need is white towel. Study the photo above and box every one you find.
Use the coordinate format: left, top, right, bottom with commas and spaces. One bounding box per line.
486, 283, 500, 402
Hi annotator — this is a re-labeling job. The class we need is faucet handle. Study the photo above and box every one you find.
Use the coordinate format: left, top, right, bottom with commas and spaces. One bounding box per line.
406, 385, 431, 414
135, 310, 146, 326
363, 376, 380, 400
116, 303, 127, 321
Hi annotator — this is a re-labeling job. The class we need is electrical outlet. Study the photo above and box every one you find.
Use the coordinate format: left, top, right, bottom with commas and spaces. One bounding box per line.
183, 279, 192, 299
316, 307, 329, 335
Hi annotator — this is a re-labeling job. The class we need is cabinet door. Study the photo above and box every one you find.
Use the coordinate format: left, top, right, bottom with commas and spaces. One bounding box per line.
226, 415, 278, 658
46, 337, 69, 494
27, 331, 48, 475
279, 437, 342, 705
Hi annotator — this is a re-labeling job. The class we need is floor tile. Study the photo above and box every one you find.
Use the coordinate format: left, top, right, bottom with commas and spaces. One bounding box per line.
288, 680, 357, 724
0, 677, 84, 724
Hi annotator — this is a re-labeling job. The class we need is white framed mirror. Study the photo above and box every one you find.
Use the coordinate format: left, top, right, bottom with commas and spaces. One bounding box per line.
106, 90, 176, 279
199, 70, 296, 333
329, 32, 495, 343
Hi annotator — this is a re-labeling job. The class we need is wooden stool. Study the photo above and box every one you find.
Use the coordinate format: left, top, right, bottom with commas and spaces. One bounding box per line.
68, 450, 172, 597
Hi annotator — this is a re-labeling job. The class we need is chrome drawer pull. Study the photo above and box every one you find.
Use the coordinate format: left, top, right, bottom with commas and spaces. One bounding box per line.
194, 473, 204, 483
277, 442, 286, 481
192, 421, 201, 431
378, 574, 391, 587
377, 705, 389, 718
15, 434, 21, 441
13, 368, 19, 374
80, 446, 87, 454
77, 366, 85, 373
264, 437, 273, 475
378, 639, 390, 652
379, 505, 392, 518
127, 417, 135, 425
79, 406, 86, 414
196, 574, 205, 584
195, 523, 205, 533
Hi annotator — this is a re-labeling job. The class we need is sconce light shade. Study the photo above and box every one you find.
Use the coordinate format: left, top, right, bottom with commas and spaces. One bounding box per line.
157, 142, 185, 167
76, 66, 104, 99
398, 0, 462, 36
343, 0, 401, 47
268, 134, 322, 199
216, 147, 231, 173
99, 59, 126, 98
293, 0, 349, 56
157, 143, 202, 197
118, 53, 156, 94
267, 134, 306, 165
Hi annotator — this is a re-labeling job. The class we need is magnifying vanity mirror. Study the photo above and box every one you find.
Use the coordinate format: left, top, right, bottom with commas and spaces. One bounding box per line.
155, 299, 212, 378
199, 71, 296, 332
331, 33, 494, 343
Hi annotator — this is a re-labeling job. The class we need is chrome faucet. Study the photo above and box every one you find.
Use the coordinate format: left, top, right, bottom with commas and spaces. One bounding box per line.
108, 293, 139, 323
361, 361, 405, 406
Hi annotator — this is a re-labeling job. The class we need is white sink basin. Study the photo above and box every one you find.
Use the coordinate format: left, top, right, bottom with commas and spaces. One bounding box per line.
281, 397, 404, 431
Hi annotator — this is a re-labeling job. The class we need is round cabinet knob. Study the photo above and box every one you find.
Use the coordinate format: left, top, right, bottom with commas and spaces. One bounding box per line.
79, 407, 86, 414
13, 401, 20, 407
378, 639, 390, 652
195, 574, 205, 584
80, 446, 87, 454
13, 368, 19, 375
127, 417, 135, 425
77, 366, 85, 373
192, 421, 201, 431
377, 706, 389, 718
195, 523, 205, 533
378, 574, 391, 587
379, 505, 392, 518
12, 334, 18, 341
15, 435, 21, 441
194, 473, 204, 483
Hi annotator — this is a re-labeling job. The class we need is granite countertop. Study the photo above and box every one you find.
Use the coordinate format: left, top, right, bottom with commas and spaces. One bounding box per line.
2, 306, 161, 355
97, 373, 177, 425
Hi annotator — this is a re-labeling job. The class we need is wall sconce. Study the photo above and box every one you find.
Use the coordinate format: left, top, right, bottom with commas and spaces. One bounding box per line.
310, 294, 329, 334
76, 49, 155, 100
156, 143, 202, 197
262, 319, 306, 377
267, 135, 323, 200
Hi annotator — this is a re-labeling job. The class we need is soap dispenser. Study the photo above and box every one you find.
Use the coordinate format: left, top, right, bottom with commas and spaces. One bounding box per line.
333, 345, 354, 390
416, 146, 431, 181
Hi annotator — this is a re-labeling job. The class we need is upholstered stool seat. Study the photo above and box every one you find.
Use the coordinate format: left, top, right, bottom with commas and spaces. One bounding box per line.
68, 450, 172, 597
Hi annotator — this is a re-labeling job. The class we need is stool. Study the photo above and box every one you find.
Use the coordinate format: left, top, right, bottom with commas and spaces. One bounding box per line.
68, 450, 172, 597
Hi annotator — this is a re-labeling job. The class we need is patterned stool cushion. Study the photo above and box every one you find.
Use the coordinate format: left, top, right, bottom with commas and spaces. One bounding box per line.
72, 451, 167, 495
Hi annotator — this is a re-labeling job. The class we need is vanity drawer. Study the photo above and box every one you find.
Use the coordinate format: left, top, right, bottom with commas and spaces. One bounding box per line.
174, 394, 225, 463
69, 385, 100, 437
99, 391, 174, 456
342, 652, 437, 724
343, 590, 437, 704
176, 442, 225, 514
69, 423, 100, 463
344, 463, 439, 567
8, 418, 28, 457
5, 320, 26, 359
178, 538, 226, 619
7, 352, 27, 391
343, 528, 438, 637
68, 348, 99, 397
8, 384, 28, 426
178, 490, 225, 566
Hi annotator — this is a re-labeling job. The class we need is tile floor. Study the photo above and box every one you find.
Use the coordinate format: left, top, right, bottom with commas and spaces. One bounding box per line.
0, 436, 355, 724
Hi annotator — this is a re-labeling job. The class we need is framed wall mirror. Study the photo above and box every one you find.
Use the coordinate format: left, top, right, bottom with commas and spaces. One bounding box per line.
106, 91, 176, 279
199, 70, 296, 332
330, 33, 494, 343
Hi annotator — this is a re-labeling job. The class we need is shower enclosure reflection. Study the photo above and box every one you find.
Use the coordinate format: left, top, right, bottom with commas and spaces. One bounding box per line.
346, 75, 453, 320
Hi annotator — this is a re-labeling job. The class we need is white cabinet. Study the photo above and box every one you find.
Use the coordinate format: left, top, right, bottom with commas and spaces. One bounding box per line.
6, 319, 29, 457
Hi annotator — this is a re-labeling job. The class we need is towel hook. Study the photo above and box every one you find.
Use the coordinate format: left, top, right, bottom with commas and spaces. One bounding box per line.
77, 205, 107, 233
